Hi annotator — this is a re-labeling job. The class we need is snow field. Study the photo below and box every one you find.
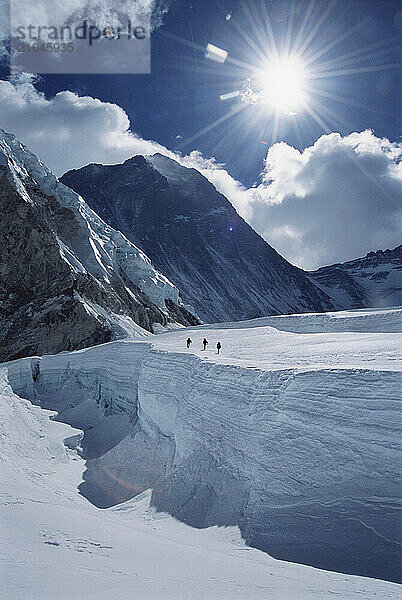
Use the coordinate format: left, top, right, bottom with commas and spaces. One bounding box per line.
1, 367, 400, 599
1, 306, 401, 592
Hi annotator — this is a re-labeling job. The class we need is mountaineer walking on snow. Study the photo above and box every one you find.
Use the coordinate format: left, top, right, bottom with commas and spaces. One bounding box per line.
202, 338, 208, 351
216, 341, 222, 354
186, 337, 192, 348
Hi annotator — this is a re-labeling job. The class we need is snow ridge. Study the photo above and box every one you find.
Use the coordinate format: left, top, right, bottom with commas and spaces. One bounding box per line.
4, 307, 401, 582
60, 152, 338, 322
308, 245, 402, 310
0, 129, 180, 310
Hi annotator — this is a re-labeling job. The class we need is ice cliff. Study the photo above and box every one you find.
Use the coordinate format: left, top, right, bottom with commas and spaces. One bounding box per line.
4, 309, 401, 582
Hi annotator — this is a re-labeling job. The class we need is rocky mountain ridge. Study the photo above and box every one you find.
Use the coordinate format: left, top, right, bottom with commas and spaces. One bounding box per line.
308, 245, 402, 310
0, 131, 197, 362
61, 153, 337, 323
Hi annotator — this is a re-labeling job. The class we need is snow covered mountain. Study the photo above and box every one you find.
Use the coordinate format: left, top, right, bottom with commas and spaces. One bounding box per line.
308, 245, 402, 309
2, 306, 401, 591
61, 153, 336, 322
0, 131, 198, 362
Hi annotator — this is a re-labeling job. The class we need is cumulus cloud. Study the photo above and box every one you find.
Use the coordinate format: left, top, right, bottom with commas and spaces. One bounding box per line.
3, 0, 168, 31
249, 131, 402, 269
0, 74, 244, 186
181, 132, 401, 269
0, 74, 176, 172
0, 76, 400, 269
0, 0, 9, 61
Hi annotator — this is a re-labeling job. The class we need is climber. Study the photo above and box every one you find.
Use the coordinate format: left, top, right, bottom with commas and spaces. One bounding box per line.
202, 338, 208, 351
186, 337, 192, 348
216, 341, 222, 354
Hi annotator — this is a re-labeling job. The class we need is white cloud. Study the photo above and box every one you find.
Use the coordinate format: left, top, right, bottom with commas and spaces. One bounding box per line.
0, 74, 175, 172
9, 0, 170, 35
0, 0, 9, 61
0, 74, 244, 185
4, 0, 166, 30
249, 131, 402, 268
0, 76, 400, 269
12, 0, 160, 29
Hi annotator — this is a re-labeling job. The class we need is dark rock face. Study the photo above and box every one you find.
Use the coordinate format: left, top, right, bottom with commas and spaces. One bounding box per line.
61, 154, 336, 322
0, 168, 107, 360
308, 246, 402, 309
0, 135, 198, 363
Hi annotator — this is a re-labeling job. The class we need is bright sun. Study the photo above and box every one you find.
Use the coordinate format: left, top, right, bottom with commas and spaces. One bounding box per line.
257, 56, 307, 115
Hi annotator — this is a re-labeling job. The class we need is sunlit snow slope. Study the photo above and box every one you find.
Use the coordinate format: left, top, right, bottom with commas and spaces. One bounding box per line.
1, 307, 401, 595
1, 367, 399, 599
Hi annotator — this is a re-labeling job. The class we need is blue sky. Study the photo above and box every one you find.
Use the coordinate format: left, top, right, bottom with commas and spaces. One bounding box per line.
0, 0, 400, 268
27, 0, 401, 185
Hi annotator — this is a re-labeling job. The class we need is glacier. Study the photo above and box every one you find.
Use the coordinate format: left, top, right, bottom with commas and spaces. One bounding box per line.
1, 364, 399, 600
2, 306, 401, 589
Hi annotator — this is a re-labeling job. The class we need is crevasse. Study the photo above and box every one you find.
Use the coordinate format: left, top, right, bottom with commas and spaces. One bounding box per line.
4, 340, 401, 582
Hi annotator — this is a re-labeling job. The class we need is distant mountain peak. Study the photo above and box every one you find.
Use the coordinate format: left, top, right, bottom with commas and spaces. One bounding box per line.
61, 154, 337, 322
308, 245, 401, 309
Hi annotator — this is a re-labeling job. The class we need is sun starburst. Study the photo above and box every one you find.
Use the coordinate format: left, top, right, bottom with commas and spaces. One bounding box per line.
161, 1, 401, 153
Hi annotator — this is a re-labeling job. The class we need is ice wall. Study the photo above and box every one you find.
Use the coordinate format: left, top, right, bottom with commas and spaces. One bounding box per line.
4, 341, 401, 582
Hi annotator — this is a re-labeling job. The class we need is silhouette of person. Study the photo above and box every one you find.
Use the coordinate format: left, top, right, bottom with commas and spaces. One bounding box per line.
202, 338, 208, 351
186, 337, 192, 348
216, 341, 222, 354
